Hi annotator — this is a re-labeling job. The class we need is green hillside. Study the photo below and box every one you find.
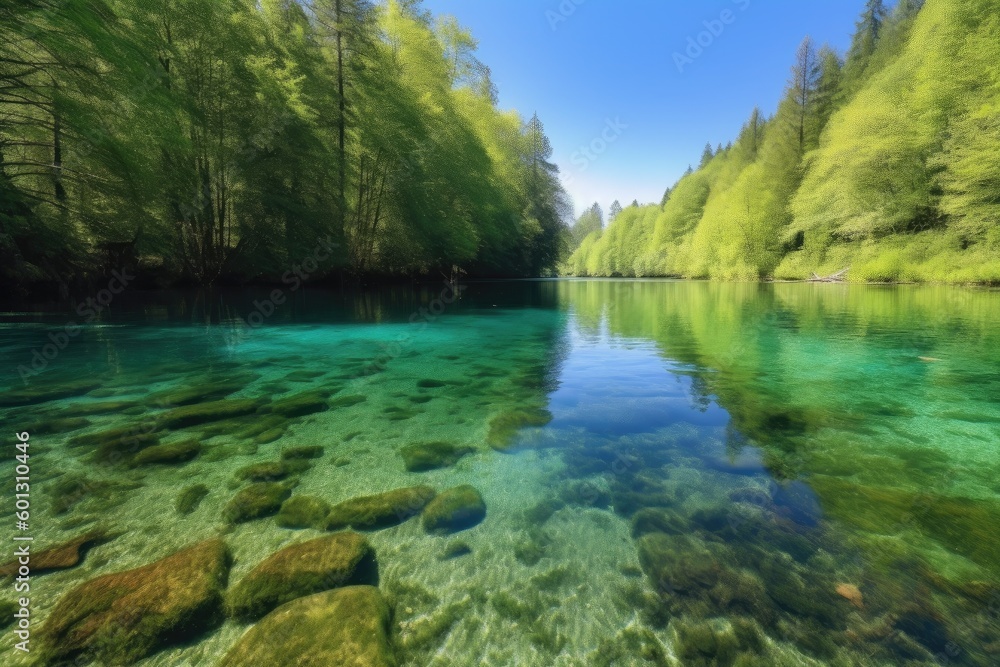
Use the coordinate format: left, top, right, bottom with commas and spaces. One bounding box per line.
566, 0, 1000, 283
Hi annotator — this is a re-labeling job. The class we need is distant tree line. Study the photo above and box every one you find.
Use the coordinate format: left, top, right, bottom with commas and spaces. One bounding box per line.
568, 0, 1000, 284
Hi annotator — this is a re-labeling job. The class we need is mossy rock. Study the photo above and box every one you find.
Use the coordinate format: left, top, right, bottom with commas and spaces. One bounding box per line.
253, 427, 285, 444
281, 445, 324, 460
416, 379, 448, 388
265, 391, 330, 418
69, 426, 159, 463
439, 540, 472, 560
231, 414, 287, 440
234, 461, 297, 482
176, 484, 210, 515
0, 379, 102, 407
329, 394, 367, 409
326, 486, 437, 531
422, 485, 486, 534
47, 475, 134, 515
277, 495, 332, 530
486, 407, 552, 450
219, 586, 395, 667
226, 533, 376, 622
131, 439, 201, 466
524, 498, 566, 525
36, 539, 230, 665
60, 400, 141, 417
22, 416, 91, 435
158, 398, 264, 429
148, 380, 247, 406
223, 482, 296, 524
400, 441, 475, 472
0, 528, 116, 578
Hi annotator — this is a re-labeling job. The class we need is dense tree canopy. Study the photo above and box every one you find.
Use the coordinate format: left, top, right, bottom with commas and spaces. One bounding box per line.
567, 0, 1000, 283
0, 0, 569, 290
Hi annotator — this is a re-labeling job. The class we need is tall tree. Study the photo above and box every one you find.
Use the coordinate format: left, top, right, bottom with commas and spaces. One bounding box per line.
699, 142, 715, 167
609, 199, 623, 223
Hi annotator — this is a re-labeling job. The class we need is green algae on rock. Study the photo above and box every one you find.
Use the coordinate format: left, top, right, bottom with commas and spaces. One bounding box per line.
400, 441, 475, 472
227, 532, 376, 621
0, 529, 116, 578
131, 438, 201, 465
219, 586, 395, 667
223, 481, 296, 524
277, 495, 333, 530
158, 398, 264, 429
233, 460, 296, 482
439, 540, 473, 560
486, 407, 552, 450
0, 379, 102, 407
68, 425, 159, 463
264, 391, 330, 418
176, 483, 210, 515
20, 416, 91, 435
329, 394, 367, 408
36, 538, 230, 665
148, 379, 249, 406
422, 485, 486, 534
326, 486, 437, 530
281, 445, 324, 460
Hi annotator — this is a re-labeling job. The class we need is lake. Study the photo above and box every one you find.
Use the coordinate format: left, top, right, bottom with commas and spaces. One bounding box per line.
2, 280, 999, 666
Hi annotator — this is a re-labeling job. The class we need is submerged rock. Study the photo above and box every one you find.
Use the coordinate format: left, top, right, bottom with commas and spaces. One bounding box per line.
37, 538, 230, 665
23, 416, 91, 435
219, 586, 395, 667
131, 439, 201, 465
158, 398, 263, 429
69, 426, 159, 463
176, 484, 210, 515
277, 495, 332, 530
227, 532, 376, 621
254, 428, 285, 444
265, 391, 330, 418
329, 394, 367, 409
281, 445, 324, 460
60, 400, 141, 417
486, 407, 552, 450
0, 529, 116, 578
326, 486, 437, 531
400, 441, 475, 472
148, 379, 248, 406
224, 482, 296, 524
439, 540, 473, 560
422, 485, 486, 534
234, 461, 295, 482
0, 379, 102, 407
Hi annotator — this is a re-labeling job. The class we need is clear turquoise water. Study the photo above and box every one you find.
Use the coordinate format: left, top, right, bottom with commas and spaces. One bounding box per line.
2, 280, 999, 665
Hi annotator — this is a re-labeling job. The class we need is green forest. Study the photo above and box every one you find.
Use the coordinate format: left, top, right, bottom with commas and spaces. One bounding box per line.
0, 0, 569, 290
567, 0, 1000, 284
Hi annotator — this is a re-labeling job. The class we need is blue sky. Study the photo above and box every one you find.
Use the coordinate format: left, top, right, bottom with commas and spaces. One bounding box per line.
420, 0, 866, 218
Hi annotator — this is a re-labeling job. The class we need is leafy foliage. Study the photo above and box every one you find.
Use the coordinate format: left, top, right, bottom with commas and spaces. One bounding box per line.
567, 0, 1000, 284
0, 0, 568, 288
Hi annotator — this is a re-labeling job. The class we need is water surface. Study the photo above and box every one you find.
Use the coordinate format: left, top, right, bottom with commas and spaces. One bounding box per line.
2, 280, 998, 666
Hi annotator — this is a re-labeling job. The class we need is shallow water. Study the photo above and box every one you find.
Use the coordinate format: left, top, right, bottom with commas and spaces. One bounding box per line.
2, 280, 999, 665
